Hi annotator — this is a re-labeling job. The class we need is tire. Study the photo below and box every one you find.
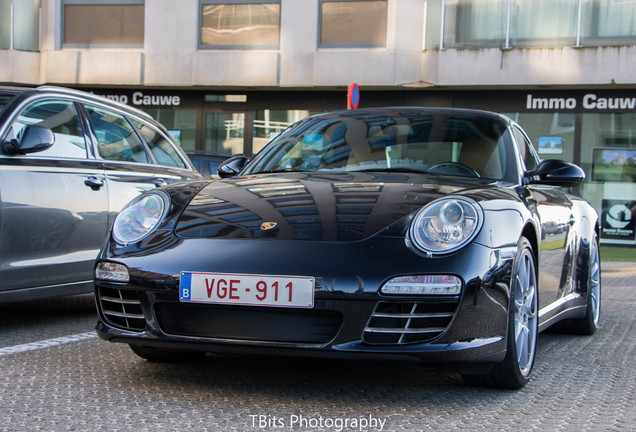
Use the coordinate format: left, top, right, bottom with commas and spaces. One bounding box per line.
129, 344, 205, 363
560, 234, 601, 335
463, 237, 538, 389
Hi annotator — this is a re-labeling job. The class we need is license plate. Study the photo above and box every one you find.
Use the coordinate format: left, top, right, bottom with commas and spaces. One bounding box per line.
179, 272, 315, 308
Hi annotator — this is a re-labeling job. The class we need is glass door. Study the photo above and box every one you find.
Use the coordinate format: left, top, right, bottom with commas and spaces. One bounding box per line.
204, 112, 246, 156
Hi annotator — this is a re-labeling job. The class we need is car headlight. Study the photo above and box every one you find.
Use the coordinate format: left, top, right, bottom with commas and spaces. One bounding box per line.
112, 193, 168, 245
408, 196, 483, 255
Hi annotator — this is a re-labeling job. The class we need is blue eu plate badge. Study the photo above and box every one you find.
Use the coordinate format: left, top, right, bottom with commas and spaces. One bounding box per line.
179, 272, 192, 301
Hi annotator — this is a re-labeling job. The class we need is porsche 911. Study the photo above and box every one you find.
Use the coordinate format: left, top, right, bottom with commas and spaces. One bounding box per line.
95, 107, 600, 389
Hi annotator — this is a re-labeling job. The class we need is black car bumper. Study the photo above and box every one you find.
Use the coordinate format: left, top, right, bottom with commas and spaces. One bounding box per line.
95, 237, 515, 368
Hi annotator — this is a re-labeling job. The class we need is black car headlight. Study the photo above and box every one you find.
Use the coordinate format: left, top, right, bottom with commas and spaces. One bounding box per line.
112, 192, 168, 245
408, 196, 483, 255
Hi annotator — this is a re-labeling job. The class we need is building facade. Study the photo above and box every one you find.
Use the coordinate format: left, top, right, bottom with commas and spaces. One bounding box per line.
2, 0, 636, 244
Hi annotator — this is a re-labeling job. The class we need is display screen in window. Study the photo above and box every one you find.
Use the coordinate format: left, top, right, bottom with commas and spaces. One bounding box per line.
592, 148, 636, 183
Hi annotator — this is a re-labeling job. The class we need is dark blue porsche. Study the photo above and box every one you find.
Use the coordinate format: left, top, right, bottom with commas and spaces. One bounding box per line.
95, 107, 601, 389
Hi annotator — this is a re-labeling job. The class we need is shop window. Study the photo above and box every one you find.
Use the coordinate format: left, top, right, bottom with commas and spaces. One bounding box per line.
503, 112, 576, 166
200, 1, 280, 49
580, 113, 636, 245
63, 1, 144, 48
1, 0, 41, 51
205, 112, 245, 155
320, 0, 387, 47
142, 108, 198, 153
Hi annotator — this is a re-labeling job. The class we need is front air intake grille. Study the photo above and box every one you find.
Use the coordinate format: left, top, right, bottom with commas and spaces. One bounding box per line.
363, 301, 459, 345
156, 303, 342, 344
98, 287, 146, 332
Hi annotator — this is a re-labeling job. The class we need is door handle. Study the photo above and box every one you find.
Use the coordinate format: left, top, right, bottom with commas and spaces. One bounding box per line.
569, 215, 576, 226
84, 176, 104, 190
154, 178, 168, 188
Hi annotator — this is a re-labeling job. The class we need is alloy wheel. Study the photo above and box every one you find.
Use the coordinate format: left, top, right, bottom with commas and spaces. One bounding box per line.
589, 239, 601, 326
514, 249, 538, 377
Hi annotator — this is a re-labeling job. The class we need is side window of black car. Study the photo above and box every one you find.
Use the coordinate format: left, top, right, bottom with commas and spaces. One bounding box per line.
129, 118, 187, 169
513, 127, 539, 172
85, 104, 149, 164
9, 99, 87, 158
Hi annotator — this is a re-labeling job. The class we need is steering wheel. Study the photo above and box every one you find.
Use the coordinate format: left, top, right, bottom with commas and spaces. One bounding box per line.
429, 161, 481, 178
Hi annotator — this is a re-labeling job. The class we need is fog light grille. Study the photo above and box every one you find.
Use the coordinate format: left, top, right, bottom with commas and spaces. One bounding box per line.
98, 287, 145, 332
363, 301, 459, 345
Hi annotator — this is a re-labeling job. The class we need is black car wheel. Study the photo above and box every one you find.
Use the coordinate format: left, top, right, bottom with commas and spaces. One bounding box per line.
129, 344, 205, 363
463, 237, 538, 389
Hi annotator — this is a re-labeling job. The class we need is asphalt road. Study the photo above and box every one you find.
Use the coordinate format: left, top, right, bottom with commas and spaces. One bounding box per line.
1, 262, 634, 432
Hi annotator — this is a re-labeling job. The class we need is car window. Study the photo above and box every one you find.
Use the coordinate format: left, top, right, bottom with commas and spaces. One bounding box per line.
7, 99, 87, 158
207, 159, 223, 176
85, 104, 149, 164
129, 119, 187, 169
513, 126, 539, 171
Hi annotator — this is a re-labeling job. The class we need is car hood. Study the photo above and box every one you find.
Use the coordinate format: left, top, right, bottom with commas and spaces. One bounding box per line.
174, 172, 497, 242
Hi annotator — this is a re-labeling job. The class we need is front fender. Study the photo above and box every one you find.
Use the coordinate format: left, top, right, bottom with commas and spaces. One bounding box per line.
474, 199, 530, 249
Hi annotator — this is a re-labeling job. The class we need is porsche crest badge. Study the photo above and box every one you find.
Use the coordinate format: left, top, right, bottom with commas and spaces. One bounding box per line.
260, 222, 278, 231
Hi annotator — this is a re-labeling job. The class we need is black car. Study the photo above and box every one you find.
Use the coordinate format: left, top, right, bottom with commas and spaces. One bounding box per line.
186, 151, 231, 178
0, 86, 202, 302
95, 107, 600, 389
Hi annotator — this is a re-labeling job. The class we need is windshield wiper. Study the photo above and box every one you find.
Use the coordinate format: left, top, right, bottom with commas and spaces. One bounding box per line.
255, 168, 311, 174
348, 167, 431, 174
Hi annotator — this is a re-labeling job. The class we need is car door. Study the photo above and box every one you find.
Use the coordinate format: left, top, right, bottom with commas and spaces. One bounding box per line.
513, 126, 574, 312
532, 187, 575, 311
0, 98, 109, 298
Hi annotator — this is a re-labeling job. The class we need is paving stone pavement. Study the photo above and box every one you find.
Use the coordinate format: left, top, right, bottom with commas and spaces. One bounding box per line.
0, 263, 634, 432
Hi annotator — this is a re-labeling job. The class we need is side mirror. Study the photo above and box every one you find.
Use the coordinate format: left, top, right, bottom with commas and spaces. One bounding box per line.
525, 159, 585, 187
218, 155, 249, 178
4, 125, 55, 155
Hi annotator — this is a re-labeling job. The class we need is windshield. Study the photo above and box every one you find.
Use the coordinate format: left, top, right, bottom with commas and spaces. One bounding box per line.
243, 109, 512, 181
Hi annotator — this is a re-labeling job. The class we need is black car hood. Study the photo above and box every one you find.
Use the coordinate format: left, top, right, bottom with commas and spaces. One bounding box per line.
175, 172, 495, 242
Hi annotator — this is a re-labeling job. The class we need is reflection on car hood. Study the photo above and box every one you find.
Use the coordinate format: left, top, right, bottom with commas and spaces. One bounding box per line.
175, 172, 492, 242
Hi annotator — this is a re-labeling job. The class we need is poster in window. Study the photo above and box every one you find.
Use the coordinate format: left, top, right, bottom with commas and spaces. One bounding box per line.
537, 136, 563, 155
600, 199, 636, 242
593, 148, 636, 182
